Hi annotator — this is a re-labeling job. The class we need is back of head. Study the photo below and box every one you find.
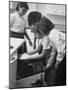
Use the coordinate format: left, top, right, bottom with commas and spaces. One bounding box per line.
16, 2, 29, 11
38, 17, 55, 35
28, 11, 42, 26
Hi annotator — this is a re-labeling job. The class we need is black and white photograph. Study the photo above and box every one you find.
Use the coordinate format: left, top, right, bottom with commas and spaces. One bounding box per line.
9, 1, 66, 89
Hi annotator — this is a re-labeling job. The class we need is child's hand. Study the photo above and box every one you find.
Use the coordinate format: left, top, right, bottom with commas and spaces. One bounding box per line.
20, 53, 30, 60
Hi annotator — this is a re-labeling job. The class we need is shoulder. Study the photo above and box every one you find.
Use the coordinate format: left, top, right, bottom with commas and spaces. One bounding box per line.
50, 29, 65, 36
50, 29, 57, 35
41, 36, 51, 48
10, 12, 17, 18
49, 29, 60, 39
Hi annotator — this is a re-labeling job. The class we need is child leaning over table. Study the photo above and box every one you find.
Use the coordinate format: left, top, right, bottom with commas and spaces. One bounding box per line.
20, 17, 58, 86
28, 11, 43, 74
35, 18, 65, 86
28, 17, 65, 86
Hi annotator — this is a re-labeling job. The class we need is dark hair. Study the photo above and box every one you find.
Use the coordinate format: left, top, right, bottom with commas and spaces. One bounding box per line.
33, 16, 55, 35
28, 11, 42, 26
16, 2, 29, 11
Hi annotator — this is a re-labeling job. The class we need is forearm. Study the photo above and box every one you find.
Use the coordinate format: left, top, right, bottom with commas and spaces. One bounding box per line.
27, 44, 42, 55
27, 49, 46, 61
26, 48, 39, 55
28, 53, 44, 60
46, 56, 55, 69
55, 53, 65, 68
46, 48, 57, 69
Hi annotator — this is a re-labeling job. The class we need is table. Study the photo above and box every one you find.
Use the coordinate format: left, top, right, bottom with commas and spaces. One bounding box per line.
10, 38, 25, 57
9, 37, 25, 88
9, 37, 45, 89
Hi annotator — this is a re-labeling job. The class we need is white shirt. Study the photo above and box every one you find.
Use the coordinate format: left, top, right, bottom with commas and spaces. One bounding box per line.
10, 11, 26, 33
40, 29, 65, 62
49, 29, 65, 62
40, 36, 52, 50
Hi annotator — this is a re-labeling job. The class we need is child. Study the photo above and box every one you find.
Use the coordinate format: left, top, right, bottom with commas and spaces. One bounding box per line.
21, 16, 66, 86
27, 11, 43, 75
10, 2, 32, 45
10, 2, 33, 80
28, 11, 42, 49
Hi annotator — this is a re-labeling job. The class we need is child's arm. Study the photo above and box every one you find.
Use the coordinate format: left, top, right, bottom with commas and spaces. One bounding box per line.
26, 38, 51, 60
27, 49, 47, 60
45, 47, 57, 69
26, 44, 43, 55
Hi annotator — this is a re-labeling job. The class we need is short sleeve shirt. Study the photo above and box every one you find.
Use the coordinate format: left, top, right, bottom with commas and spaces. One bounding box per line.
10, 11, 26, 33
40, 36, 52, 50
49, 29, 65, 61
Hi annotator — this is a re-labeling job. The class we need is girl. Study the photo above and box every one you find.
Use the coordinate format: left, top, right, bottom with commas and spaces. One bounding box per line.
10, 2, 32, 45
10, 2, 32, 80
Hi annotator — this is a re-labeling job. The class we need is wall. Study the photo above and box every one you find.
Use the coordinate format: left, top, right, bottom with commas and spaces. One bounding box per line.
36, 3, 66, 32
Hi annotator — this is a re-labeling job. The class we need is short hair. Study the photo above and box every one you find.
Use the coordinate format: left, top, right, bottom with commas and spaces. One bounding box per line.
28, 11, 42, 26
16, 2, 29, 11
32, 16, 55, 35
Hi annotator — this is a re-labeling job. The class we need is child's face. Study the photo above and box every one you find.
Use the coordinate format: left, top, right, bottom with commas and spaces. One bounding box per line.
31, 25, 43, 39
18, 7, 27, 16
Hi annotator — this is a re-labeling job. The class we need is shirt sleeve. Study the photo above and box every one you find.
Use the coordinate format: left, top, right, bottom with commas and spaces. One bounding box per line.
10, 13, 15, 28
57, 33, 66, 62
49, 29, 66, 62
41, 37, 51, 50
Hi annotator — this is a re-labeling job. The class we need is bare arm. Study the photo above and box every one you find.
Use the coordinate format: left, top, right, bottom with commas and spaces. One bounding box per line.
46, 47, 57, 69
27, 48, 47, 61
26, 44, 43, 55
